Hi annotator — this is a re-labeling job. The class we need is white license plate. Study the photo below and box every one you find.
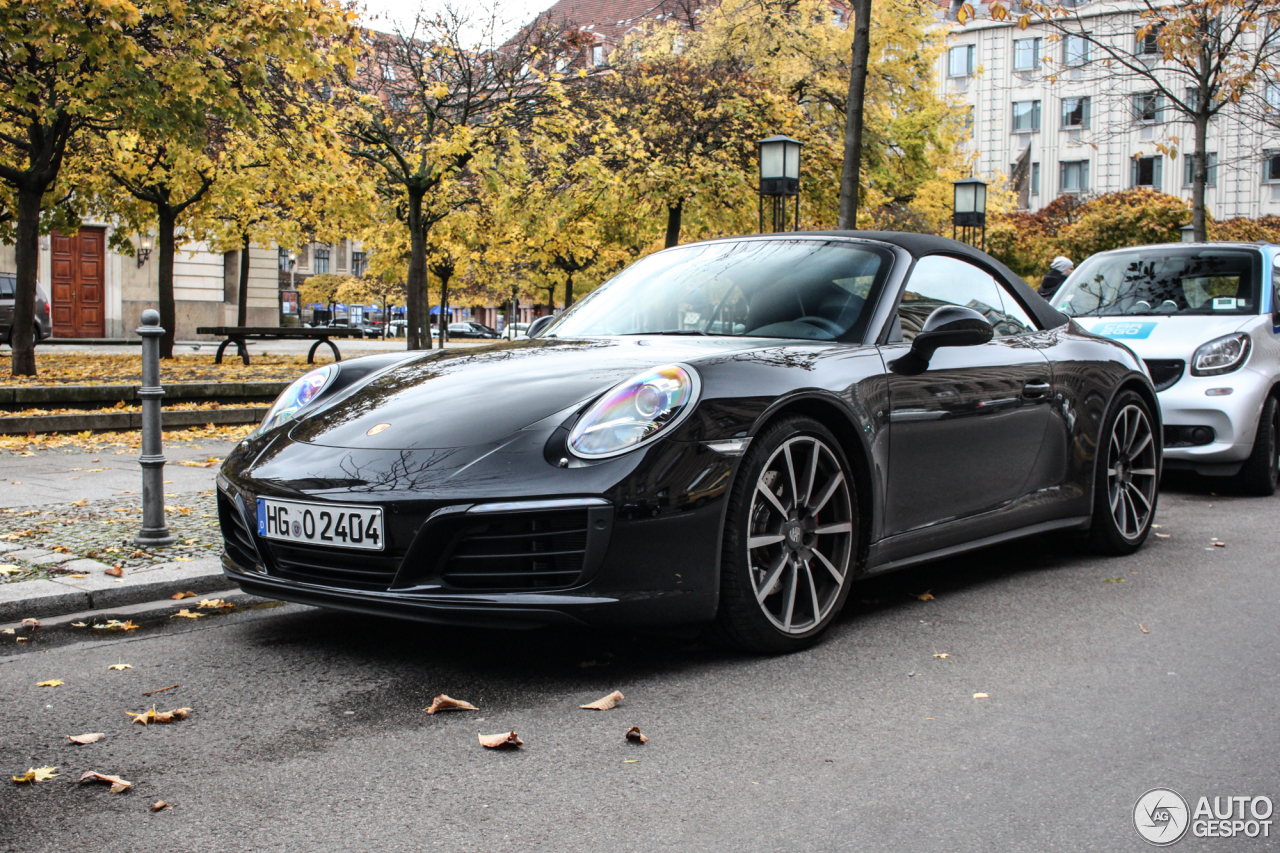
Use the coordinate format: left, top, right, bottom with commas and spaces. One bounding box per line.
256, 497, 384, 551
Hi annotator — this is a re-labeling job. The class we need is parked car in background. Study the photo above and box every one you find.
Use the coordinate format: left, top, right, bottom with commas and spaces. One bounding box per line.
443, 321, 498, 339
1050, 242, 1280, 494
0, 274, 51, 346
219, 231, 1159, 653
387, 320, 406, 337
327, 319, 381, 339
503, 322, 530, 340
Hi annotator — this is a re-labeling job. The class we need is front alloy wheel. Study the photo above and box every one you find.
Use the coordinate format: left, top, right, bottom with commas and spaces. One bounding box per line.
714, 417, 857, 652
1090, 392, 1158, 554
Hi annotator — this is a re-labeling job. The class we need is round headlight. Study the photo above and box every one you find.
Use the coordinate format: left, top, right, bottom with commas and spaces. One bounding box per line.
257, 364, 336, 435
568, 364, 699, 459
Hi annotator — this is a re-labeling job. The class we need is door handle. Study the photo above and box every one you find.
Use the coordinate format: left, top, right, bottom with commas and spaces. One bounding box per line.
1022, 380, 1052, 398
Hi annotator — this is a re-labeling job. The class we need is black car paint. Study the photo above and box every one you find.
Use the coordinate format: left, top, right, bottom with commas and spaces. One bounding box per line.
217, 232, 1158, 629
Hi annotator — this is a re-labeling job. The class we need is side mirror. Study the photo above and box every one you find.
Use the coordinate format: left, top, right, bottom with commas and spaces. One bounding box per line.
892, 305, 993, 375
527, 314, 557, 338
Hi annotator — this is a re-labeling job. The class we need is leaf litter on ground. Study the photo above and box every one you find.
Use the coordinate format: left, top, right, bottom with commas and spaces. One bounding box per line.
78, 771, 131, 793
11, 767, 58, 784
580, 690, 624, 710
425, 694, 478, 714
126, 707, 191, 726
478, 731, 523, 749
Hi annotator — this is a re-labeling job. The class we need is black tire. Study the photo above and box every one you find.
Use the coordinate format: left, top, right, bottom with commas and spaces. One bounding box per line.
1235, 394, 1280, 496
1088, 390, 1159, 555
712, 416, 858, 653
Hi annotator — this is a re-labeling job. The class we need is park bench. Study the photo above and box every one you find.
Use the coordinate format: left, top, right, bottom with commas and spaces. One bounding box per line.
195, 326, 364, 366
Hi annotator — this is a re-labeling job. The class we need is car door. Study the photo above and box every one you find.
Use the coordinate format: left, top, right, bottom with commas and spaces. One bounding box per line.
880, 254, 1055, 538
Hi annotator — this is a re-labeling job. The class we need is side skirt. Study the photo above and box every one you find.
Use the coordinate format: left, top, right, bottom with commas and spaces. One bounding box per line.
863, 515, 1092, 576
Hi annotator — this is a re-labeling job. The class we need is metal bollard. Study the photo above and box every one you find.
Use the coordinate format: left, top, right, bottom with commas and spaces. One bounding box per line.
135, 310, 174, 547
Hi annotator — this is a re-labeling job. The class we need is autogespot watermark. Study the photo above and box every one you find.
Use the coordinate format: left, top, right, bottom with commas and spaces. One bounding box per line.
1134, 788, 1274, 845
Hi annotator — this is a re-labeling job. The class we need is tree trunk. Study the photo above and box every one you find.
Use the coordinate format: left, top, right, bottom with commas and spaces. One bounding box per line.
563, 272, 575, 309
9, 185, 42, 377
665, 202, 683, 248
838, 0, 872, 230
157, 206, 177, 359
237, 231, 251, 327
1191, 112, 1209, 242
405, 190, 431, 350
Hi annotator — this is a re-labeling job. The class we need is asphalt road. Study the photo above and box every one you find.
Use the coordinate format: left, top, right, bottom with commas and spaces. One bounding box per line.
2, 473, 1277, 852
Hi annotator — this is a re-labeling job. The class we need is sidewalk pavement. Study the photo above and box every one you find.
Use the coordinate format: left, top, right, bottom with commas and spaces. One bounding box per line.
1, 439, 241, 622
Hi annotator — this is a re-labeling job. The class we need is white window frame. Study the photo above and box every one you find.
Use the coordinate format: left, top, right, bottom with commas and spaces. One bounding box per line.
1264, 151, 1280, 184
1013, 37, 1041, 71
1061, 96, 1090, 129
948, 44, 975, 78
1131, 155, 1163, 189
1012, 100, 1041, 133
1064, 35, 1090, 67
1060, 159, 1090, 193
1183, 153, 1218, 187
1134, 92, 1163, 124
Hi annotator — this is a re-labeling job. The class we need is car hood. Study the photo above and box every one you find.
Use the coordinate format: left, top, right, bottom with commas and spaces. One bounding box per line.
1074, 314, 1257, 360
287, 336, 781, 450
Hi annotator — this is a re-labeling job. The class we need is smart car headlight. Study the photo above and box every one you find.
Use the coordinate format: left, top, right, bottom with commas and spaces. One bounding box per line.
1191, 333, 1251, 376
257, 364, 336, 435
568, 364, 699, 459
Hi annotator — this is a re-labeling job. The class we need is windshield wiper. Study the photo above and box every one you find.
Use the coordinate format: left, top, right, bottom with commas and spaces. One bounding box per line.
626, 329, 708, 336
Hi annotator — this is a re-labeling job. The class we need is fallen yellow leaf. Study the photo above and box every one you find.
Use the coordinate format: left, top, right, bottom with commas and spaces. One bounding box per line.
933, 653, 950, 659
37, 679, 64, 687
126, 706, 191, 725
0, 564, 22, 575
973, 692, 990, 699
71, 499, 89, 507
11, 766, 58, 784
915, 591, 935, 601
108, 664, 132, 671
195, 598, 233, 610
171, 591, 196, 600
580, 690, 624, 710
171, 609, 203, 619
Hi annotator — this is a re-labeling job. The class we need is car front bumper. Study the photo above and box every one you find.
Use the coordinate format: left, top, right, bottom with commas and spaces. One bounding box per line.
1158, 366, 1272, 475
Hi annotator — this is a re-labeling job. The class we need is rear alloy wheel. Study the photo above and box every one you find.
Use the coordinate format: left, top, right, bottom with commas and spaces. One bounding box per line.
1089, 391, 1159, 554
1234, 395, 1279, 496
713, 417, 856, 653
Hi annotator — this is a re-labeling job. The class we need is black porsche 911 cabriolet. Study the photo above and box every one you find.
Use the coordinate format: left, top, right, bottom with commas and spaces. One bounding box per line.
218, 232, 1161, 652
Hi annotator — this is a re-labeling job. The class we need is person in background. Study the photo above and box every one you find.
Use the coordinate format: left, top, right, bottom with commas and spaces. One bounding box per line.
1038, 256, 1074, 301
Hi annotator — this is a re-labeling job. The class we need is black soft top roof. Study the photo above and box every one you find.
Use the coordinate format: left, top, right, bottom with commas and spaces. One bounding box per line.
790, 230, 1070, 331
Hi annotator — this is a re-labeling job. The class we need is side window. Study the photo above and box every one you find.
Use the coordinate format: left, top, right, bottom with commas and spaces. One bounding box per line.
897, 256, 1038, 340
0, 276, 14, 299
1272, 261, 1280, 319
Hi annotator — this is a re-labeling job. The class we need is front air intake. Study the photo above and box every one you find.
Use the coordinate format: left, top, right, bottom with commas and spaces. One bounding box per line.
439, 510, 590, 591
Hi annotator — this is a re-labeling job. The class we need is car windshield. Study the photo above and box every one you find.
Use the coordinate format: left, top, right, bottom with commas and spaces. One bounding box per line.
544, 239, 891, 341
1050, 248, 1260, 317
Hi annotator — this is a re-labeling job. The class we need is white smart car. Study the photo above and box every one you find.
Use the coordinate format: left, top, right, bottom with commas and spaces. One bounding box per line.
1050, 242, 1280, 494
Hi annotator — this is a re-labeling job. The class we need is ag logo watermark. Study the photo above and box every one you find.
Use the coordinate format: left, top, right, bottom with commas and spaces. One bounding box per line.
1134, 788, 1274, 845
1135, 789, 1190, 846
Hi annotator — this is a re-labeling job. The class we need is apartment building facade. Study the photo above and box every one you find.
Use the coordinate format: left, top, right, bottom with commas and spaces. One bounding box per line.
940, 1, 1280, 217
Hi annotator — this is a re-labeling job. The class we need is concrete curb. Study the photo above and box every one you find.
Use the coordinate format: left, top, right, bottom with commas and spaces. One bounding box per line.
0, 380, 289, 408
0, 407, 264, 435
0, 556, 231, 621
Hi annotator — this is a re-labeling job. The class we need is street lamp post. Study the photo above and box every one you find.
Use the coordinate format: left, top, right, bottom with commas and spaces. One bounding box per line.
952, 177, 988, 250
758, 135, 803, 233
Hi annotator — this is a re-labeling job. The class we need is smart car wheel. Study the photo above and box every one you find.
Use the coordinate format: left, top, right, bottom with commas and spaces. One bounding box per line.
1235, 394, 1279, 496
1089, 391, 1158, 555
713, 417, 857, 653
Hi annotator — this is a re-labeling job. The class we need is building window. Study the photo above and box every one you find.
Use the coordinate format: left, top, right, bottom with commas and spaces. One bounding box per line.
278, 248, 291, 272
1264, 152, 1280, 183
1013, 37, 1041, 71
1267, 83, 1280, 111
1032, 162, 1041, 195
314, 246, 330, 275
554, 54, 568, 73
1012, 100, 1041, 133
1134, 92, 1163, 124
1061, 96, 1090, 129
1184, 153, 1218, 187
352, 251, 368, 277
1060, 160, 1090, 193
1132, 155, 1162, 188
1136, 27, 1161, 56
948, 44, 975, 78
591, 44, 605, 66
1064, 35, 1089, 66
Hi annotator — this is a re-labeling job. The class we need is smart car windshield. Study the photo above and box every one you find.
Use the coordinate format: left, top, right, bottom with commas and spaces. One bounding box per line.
1050, 248, 1260, 317
543, 239, 891, 341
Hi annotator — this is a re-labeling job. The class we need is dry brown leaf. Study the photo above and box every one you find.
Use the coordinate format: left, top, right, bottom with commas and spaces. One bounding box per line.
973, 692, 990, 699
78, 770, 132, 793
478, 731, 523, 749
0, 628, 12, 634
68, 733, 105, 745
126, 706, 191, 725
11, 766, 58, 784
104, 566, 124, 578
625, 726, 648, 744
71, 499, 89, 507
580, 690, 624, 710
0, 564, 22, 575
915, 591, 935, 601
1139, 623, 1150, 634
1154, 532, 1171, 538
141, 684, 179, 697
933, 653, 950, 659
195, 598, 233, 610
151, 800, 171, 812
1213, 542, 1226, 548
37, 679, 63, 687
21, 618, 41, 632
170, 591, 196, 600
108, 664, 132, 671
425, 694, 479, 714
171, 609, 203, 619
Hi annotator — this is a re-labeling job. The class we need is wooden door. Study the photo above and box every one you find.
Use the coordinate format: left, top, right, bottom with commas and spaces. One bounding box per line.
50, 227, 106, 338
